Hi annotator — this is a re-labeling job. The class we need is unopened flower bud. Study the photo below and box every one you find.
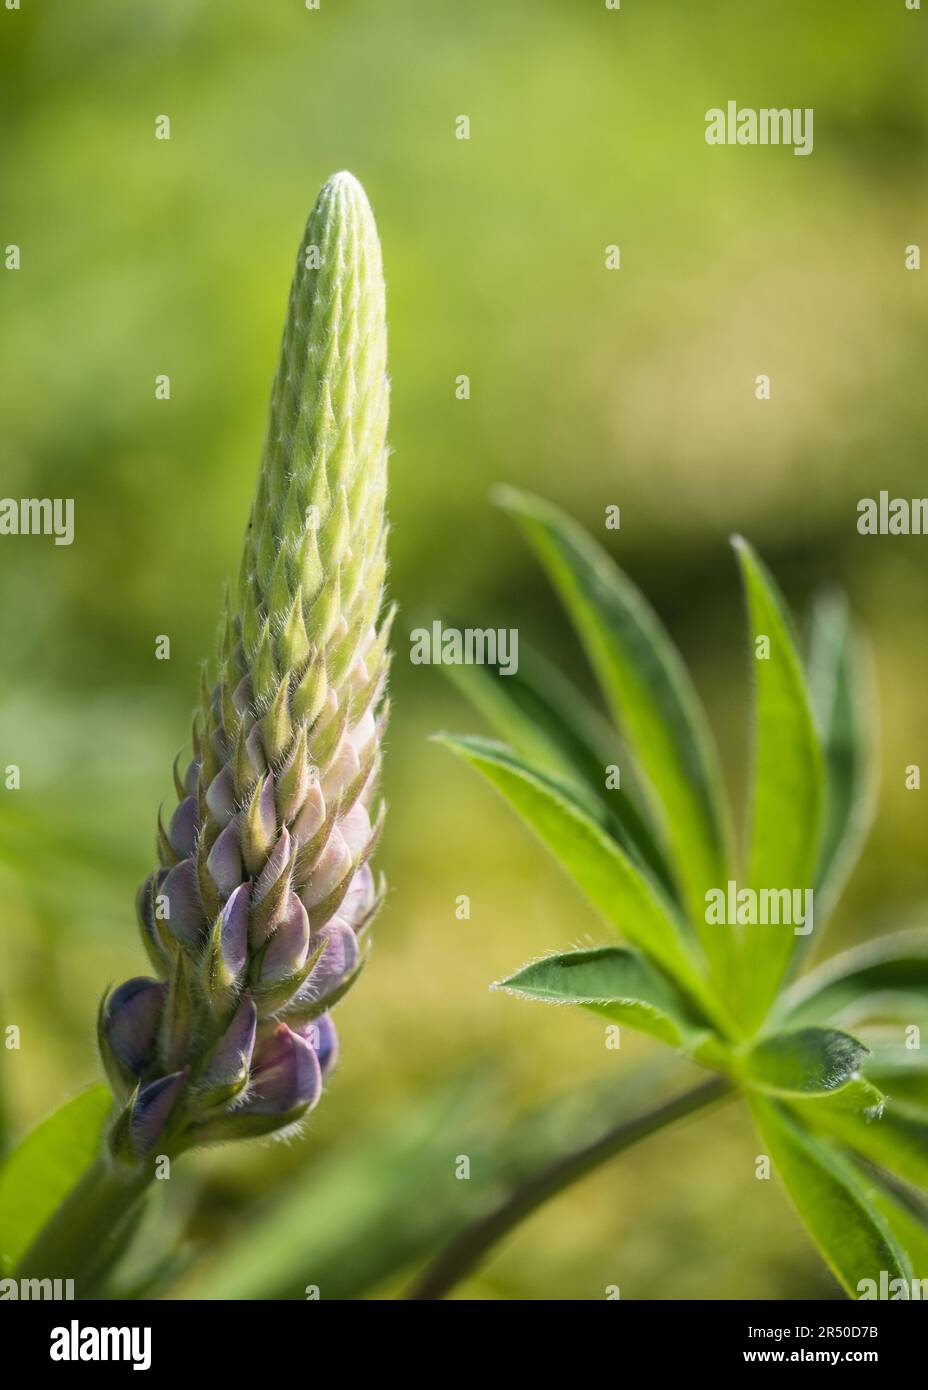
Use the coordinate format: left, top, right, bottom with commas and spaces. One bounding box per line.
100, 171, 390, 1161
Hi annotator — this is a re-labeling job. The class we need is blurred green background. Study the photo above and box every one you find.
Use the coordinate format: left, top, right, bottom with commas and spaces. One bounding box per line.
1, 0, 926, 1298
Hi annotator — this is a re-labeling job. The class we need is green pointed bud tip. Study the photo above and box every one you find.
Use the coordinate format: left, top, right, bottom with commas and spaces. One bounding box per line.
256, 170, 388, 580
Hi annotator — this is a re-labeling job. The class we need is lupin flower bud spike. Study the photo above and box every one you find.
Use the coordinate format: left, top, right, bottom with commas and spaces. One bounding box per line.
100, 171, 390, 1161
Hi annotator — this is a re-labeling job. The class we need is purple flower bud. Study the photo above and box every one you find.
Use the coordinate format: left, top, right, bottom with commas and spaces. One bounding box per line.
162, 858, 204, 946
322, 729, 361, 801
103, 977, 167, 1077
218, 881, 250, 980
207, 819, 243, 897
242, 773, 277, 874
201, 992, 257, 1093
210, 728, 228, 765
246, 724, 268, 778
259, 892, 310, 985
250, 827, 294, 945
296, 1013, 339, 1077
136, 872, 157, 935
348, 706, 377, 763
301, 827, 352, 910
244, 1024, 322, 1116
183, 758, 200, 796
205, 764, 237, 827
306, 919, 359, 1001
339, 801, 371, 859
168, 796, 200, 859
130, 1068, 188, 1156
136, 870, 172, 964
232, 676, 253, 716
255, 827, 292, 902
292, 780, 326, 844
341, 861, 376, 930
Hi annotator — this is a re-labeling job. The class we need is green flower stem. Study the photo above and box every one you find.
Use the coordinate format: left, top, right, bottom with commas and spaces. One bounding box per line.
408, 1073, 733, 1300
15, 1153, 152, 1290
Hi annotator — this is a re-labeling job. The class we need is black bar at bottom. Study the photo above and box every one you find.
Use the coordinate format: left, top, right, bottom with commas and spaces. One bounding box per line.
1, 1296, 924, 1375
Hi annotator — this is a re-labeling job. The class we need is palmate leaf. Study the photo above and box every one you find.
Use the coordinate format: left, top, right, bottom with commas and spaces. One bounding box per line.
443, 641, 674, 893
807, 593, 877, 925
749, 1097, 911, 1297
435, 734, 732, 1033
734, 539, 825, 1031
433, 498, 924, 1298
494, 488, 734, 991
495, 945, 715, 1053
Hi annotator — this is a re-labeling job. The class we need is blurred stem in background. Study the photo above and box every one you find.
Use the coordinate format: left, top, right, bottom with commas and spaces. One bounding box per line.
167, 1058, 697, 1301
409, 1073, 733, 1300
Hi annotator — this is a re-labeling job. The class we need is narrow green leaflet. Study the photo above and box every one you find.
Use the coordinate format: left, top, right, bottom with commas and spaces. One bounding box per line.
0, 1085, 112, 1273
494, 488, 732, 983
749, 1097, 911, 1297
780, 930, 928, 1028
791, 1079, 886, 1118
745, 1025, 886, 1120
807, 593, 876, 925
734, 539, 825, 1030
804, 1099, 928, 1191
864, 1047, 928, 1109
745, 1027, 870, 1097
744, 1034, 883, 1117
444, 642, 674, 893
865, 1176, 928, 1283
496, 945, 713, 1051
435, 734, 730, 1032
